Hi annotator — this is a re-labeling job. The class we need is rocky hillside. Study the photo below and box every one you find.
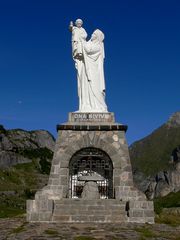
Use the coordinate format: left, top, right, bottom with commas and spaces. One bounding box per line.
130, 111, 180, 199
0, 125, 55, 168
0, 125, 55, 217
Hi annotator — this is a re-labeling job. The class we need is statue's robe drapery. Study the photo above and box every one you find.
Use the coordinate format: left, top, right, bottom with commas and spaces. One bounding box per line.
72, 28, 107, 112
81, 40, 107, 112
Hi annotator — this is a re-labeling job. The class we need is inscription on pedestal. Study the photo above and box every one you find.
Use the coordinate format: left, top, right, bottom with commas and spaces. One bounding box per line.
69, 112, 115, 123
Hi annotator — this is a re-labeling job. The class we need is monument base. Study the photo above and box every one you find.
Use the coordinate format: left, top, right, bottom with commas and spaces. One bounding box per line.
26, 112, 154, 223
27, 199, 154, 223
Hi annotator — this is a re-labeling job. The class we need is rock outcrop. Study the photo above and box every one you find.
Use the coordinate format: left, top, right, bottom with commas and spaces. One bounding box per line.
0, 126, 55, 168
130, 111, 180, 199
167, 111, 180, 127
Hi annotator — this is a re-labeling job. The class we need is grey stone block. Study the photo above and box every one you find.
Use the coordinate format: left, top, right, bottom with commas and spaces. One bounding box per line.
28, 212, 39, 221
53, 157, 61, 165
111, 210, 126, 215
49, 173, 59, 179
59, 160, 69, 168
39, 212, 52, 221
88, 205, 105, 211
128, 217, 146, 223
112, 142, 120, 149
89, 215, 105, 222
144, 217, 155, 224
59, 168, 68, 176
52, 215, 71, 222
26, 200, 35, 211
53, 208, 77, 215
107, 147, 118, 157
48, 199, 53, 211
114, 176, 120, 186
50, 179, 60, 185
148, 201, 154, 210
129, 200, 153, 209
129, 210, 144, 217
117, 131, 125, 138
106, 215, 127, 222
143, 210, 154, 217
39, 199, 48, 211
124, 165, 133, 172
71, 215, 89, 222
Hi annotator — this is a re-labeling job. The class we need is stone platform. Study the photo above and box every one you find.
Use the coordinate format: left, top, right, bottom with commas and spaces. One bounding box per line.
27, 198, 154, 223
27, 112, 154, 223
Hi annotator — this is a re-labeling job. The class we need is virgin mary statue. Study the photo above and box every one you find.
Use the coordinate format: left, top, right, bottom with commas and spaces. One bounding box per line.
71, 24, 108, 112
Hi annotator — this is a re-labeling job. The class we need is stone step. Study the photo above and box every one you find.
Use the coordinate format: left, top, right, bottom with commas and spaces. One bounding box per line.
52, 199, 128, 222
53, 209, 126, 215
52, 214, 128, 222
54, 201, 126, 212
54, 199, 127, 206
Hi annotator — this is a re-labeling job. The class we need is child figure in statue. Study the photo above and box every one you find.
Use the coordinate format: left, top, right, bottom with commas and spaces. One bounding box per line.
69, 19, 87, 60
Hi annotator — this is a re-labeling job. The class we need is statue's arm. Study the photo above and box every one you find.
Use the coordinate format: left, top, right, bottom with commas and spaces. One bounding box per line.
69, 21, 73, 32
84, 42, 100, 54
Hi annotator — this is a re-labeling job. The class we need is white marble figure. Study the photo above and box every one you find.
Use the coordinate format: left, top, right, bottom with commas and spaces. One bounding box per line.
69, 19, 87, 59
69, 19, 108, 112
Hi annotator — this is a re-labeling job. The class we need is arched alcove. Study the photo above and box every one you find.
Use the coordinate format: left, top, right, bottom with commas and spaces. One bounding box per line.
69, 147, 114, 199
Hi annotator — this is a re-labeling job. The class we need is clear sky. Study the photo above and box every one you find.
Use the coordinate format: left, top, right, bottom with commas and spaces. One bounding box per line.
0, 0, 180, 145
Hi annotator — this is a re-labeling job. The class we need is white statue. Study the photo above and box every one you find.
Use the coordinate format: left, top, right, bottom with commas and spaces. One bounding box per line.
69, 19, 87, 59
69, 19, 108, 112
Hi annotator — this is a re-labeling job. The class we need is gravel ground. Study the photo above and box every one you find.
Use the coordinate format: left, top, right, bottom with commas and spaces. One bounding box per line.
0, 217, 179, 240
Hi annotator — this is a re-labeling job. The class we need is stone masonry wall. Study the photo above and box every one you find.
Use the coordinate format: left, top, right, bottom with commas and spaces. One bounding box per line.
27, 112, 154, 223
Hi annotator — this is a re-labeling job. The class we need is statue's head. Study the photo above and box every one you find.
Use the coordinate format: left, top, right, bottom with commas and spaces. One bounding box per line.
91, 29, 104, 42
75, 19, 83, 28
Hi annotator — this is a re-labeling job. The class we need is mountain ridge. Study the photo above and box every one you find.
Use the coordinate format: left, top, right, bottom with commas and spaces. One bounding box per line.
130, 111, 180, 199
0, 126, 55, 168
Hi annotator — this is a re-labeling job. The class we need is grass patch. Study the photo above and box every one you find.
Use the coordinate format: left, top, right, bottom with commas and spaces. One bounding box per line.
135, 227, 156, 238
0, 194, 26, 209
11, 222, 27, 234
154, 191, 180, 214
12, 225, 25, 233
0, 206, 25, 218
14, 160, 38, 171
20, 147, 53, 161
0, 163, 38, 191
0, 159, 49, 218
17, 147, 53, 174
44, 229, 59, 236
130, 124, 180, 175
39, 158, 51, 174
0, 155, 50, 192
155, 213, 180, 226
74, 237, 96, 240
84, 227, 96, 231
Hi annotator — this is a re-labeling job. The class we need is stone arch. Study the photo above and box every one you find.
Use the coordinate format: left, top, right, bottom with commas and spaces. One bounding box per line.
59, 132, 132, 172
68, 147, 114, 199
47, 130, 134, 199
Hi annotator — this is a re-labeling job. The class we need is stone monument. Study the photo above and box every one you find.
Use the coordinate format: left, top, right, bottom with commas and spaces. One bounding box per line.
27, 19, 154, 223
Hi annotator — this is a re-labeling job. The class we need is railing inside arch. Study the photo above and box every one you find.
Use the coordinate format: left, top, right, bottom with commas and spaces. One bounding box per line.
69, 148, 114, 199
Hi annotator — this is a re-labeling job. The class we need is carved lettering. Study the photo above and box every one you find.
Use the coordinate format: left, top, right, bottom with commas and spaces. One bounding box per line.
71, 113, 113, 122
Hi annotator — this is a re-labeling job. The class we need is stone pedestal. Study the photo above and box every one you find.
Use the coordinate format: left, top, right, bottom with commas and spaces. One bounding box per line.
27, 112, 154, 223
81, 181, 100, 199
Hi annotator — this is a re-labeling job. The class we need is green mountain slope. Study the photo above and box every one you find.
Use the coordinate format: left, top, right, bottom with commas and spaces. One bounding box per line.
0, 126, 55, 217
130, 112, 180, 176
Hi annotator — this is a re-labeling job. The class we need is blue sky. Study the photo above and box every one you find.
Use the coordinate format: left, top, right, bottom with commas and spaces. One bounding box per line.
0, 0, 180, 145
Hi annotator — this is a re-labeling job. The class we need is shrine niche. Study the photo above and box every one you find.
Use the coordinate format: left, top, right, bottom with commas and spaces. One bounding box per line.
69, 147, 113, 199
